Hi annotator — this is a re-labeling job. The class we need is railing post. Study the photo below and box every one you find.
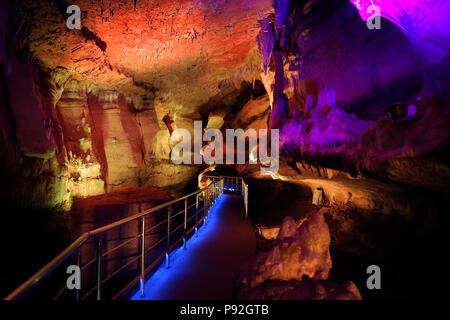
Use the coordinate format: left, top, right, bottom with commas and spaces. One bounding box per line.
140, 216, 146, 297
209, 185, 212, 204
76, 249, 81, 301
244, 183, 248, 219
195, 194, 199, 237
183, 198, 187, 249
205, 189, 209, 225
203, 191, 206, 220
96, 236, 102, 300
216, 181, 219, 198
166, 208, 171, 268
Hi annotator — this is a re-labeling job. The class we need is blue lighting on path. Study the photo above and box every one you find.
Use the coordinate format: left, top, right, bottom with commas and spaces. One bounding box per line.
131, 193, 226, 300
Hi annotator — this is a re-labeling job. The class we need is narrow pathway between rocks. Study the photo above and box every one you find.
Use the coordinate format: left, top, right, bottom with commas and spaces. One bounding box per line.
131, 193, 256, 300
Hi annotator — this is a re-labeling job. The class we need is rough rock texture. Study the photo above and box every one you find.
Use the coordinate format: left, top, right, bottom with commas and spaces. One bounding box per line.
298, 1, 429, 119
260, 0, 450, 187
10, 0, 272, 103
0, 0, 273, 209
2, 0, 448, 211
226, 94, 271, 131
237, 213, 362, 300
247, 158, 450, 263
239, 213, 332, 287
234, 0, 450, 196
277, 94, 450, 193
350, 0, 450, 67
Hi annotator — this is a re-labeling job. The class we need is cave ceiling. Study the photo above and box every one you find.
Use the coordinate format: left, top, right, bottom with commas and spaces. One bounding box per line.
12, 0, 272, 110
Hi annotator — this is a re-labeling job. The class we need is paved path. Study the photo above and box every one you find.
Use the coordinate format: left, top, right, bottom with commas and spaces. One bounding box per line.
131, 193, 256, 300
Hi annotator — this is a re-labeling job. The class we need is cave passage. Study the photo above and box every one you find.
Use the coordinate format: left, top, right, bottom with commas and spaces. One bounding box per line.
132, 193, 255, 300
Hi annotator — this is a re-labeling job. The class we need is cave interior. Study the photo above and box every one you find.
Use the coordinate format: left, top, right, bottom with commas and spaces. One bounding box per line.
0, 0, 449, 300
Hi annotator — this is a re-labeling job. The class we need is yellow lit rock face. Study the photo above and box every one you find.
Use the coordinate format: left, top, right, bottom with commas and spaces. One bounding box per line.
68, 178, 105, 199
206, 110, 227, 130
152, 130, 172, 161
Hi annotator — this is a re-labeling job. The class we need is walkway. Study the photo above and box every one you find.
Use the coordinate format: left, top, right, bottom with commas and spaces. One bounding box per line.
131, 193, 256, 300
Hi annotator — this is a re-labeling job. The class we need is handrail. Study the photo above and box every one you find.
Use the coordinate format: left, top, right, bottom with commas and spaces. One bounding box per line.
203, 175, 244, 189
4, 181, 216, 300
5, 176, 245, 300
5, 235, 89, 300
203, 175, 245, 183
87, 184, 213, 237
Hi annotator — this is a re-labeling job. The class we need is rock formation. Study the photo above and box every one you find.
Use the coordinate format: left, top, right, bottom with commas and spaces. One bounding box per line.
237, 213, 362, 300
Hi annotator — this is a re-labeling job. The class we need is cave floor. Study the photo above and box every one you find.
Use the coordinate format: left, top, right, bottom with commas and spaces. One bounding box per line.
131, 193, 256, 300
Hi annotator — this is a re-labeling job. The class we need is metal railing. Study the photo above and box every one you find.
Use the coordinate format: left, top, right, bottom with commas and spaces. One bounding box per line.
203, 176, 248, 218
5, 176, 246, 300
203, 175, 243, 192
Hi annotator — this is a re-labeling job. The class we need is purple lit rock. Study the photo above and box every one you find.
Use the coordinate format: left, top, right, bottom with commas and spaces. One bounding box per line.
350, 0, 450, 63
